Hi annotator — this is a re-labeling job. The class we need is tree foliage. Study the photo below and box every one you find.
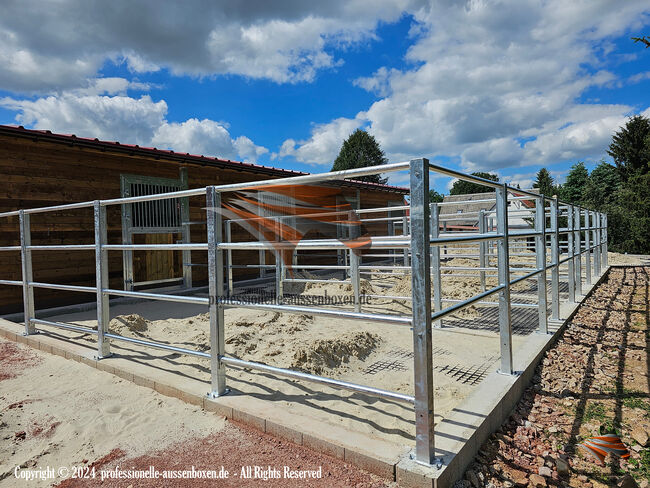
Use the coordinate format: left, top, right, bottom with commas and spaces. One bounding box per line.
583, 161, 621, 210
429, 189, 444, 203
533, 168, 555, 196
449, 172, 499, 195
606, 115, 650, 179
606, 171, 650, 254
560, 162, 589, 204
332, 129, 388, 184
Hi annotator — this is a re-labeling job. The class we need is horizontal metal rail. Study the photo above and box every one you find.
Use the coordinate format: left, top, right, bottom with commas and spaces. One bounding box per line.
283, 278, 347, 284
105, 332, 210, 358
442, 298, 538, 309
103, 243, 209, 251
101, 187, 206, 206
0, 200, 95, 218
30, 282, 96, 293
103, 288, 209, 305
220, 300, 411, 325
28, 244, 95, 251
0, 279, 22, 286
31, 318, 97, 335
132, 277, 184, 287
221, 355, 414, 404
431, 284, 504, 321
509, 268, 544, 286
213, 161, 410, 194
0, 246, 20, 252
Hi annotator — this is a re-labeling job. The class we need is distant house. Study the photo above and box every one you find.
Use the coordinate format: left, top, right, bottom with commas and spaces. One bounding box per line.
439, 191, 537, 231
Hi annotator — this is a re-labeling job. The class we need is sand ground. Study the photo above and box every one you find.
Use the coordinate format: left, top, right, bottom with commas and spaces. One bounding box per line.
0, 339, 392, 488
0, 339, 224, 487
3, 250, 623, 462
31, 254, 543, 449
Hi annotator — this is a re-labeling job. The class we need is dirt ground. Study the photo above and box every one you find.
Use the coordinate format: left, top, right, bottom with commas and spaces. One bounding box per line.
456, 266, 650, 488
0, 339, 392, 487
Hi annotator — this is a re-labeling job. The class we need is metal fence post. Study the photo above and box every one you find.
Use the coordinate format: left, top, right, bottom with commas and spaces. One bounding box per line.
592, 211, 600, 276
496, 184, 513, 374
409, 158, 435, 465
535, 197, 548, 333
206, 186, 227, 397
602, 214, 608, 268
431, 203, 443, 328
583, 209, 591, 286
275, 218, 284, 304
94, 201, 111, 358
19, 210, 35, 335
403, 214, 410, 268
349, 211, 361, 313
549, 198, 560, 320
567, 205, 575, 303
574, 206, 582, 297
225, 220, 233, 296
179, 168, 192, 289
259, 250, 266, 278
479, 209, 486, 292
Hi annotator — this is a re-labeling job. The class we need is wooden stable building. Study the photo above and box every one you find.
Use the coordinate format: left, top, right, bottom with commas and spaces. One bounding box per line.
0, 125, 408, 314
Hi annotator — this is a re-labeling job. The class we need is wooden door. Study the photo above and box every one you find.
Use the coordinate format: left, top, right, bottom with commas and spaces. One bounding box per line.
133, 233, 182, 284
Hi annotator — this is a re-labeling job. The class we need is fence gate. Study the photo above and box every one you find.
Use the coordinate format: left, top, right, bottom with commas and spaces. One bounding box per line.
120, 169, 191, 290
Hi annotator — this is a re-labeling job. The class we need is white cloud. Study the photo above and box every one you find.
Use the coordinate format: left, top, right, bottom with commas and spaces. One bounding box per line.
278, 116, 365, 165
1, 93, 268, 162
283, 0, 650, 171
233, 136, 269, 162
353, 67, 398, 97
0, 94, 167, 145
629, 71, 650, 84
0, 0, 421, 92
152, 118, 237, 158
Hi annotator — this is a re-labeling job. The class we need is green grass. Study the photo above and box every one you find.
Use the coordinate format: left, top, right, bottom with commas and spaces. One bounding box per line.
629, 449, 650, 481
584, 402, 608, 422
622, 394, 650, 416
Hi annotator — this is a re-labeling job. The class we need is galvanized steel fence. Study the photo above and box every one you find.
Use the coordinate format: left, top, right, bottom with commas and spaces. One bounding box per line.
0, 158, 607, 466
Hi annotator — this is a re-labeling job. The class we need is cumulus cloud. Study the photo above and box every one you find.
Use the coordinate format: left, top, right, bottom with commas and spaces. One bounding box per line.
277, 116, 365, 165
1, 92, 268, 161
0, 0, 421, 92
0, 93, 168, 145
353, 67, 397, 97
284, 0, 650, 170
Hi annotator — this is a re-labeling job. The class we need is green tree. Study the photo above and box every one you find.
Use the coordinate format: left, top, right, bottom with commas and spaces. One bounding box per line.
583, 161, 621, 210
606, 171, 650, 254
429, 190, 444, 203
560, 162, 589, 204
603, 114, 650, 254
449, 172, 499, 195
331, 129, 388, 184
533, 168, 555, 196
607, 115, 650, 179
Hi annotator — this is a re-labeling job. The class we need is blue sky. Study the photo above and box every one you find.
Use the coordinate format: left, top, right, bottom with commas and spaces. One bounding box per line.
0, 1, 649, 193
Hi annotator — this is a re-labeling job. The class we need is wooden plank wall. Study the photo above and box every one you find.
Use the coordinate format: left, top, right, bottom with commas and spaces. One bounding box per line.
0, 134, 405, 313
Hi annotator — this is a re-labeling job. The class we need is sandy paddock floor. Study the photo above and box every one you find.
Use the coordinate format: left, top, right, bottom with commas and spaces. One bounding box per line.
0, 339, 391, 488
32, 254, 551, 449
8, 250, 634, 452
